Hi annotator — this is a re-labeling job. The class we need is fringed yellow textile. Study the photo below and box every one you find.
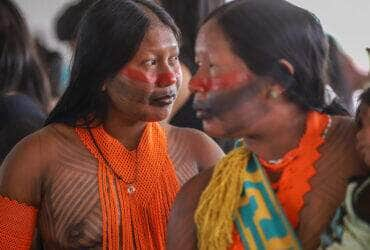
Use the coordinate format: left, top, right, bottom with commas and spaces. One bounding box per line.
195, 146, 250, 250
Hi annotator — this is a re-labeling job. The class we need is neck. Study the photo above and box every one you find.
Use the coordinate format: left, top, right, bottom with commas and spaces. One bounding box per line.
243, 105, 308, 161
103, 108, 148, 151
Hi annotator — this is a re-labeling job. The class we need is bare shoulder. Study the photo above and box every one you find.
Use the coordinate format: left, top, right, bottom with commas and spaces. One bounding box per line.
167, 167, 214, 250
326, 116, 358, 155
163, 123, 224, 171
325, 115, 366, 173
325, 115, 358, 151
0, 123, 78, 206
163, 122, 213, 143
328, 115, 357, 135
0, 127, 48, 206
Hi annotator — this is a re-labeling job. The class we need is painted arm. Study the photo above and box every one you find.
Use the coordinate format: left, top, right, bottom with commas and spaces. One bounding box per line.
0, 133, 45, 249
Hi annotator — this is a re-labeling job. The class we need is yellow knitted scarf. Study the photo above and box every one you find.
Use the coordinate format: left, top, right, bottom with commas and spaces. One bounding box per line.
194, 146, 250, 250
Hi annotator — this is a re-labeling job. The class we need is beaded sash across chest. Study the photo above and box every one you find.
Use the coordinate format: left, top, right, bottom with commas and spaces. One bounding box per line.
259, 111, 331, 228
76, 122, 179, 250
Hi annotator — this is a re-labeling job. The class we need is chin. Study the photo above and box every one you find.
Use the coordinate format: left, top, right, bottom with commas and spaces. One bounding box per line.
202, 117, 246, 139
202, 119, 228, 138
145, 112, 170, 122
138, 105, 172, 122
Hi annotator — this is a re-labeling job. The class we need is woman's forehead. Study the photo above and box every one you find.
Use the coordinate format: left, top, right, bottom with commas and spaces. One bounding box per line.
139, 23, 178, 51
196, 21, 231, 55
197, 20, 224, 45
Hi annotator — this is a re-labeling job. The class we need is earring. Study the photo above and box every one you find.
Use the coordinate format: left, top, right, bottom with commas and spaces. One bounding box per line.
269, 90, 280, 99
102, 85, 107, 92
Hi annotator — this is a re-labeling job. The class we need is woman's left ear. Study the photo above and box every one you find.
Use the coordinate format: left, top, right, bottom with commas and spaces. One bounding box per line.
278, 59, 295, 76
268, 84, 285, 99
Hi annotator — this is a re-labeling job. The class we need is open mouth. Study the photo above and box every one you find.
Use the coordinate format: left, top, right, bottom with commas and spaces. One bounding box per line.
193, 101, 213, 120
195, 109, 213, 120
149, 93, 176, 107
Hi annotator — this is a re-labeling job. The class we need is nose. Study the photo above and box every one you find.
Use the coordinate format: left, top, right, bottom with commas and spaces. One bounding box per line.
189, 74, 210, 93
156, 71, 177, 87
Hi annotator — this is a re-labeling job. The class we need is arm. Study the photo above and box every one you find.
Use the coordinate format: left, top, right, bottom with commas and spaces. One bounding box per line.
167, 168, 214, 250
0, 133, 45, 249
164, 125, 224, 185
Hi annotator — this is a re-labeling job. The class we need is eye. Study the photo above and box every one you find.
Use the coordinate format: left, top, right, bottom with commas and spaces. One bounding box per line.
144, 58, 157, 67
168, 55, 179, 65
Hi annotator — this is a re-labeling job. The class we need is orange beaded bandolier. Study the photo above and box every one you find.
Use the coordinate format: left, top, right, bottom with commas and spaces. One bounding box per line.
76, 122, 180, 250
259, 111, 330, 228
0, 195, 38, 249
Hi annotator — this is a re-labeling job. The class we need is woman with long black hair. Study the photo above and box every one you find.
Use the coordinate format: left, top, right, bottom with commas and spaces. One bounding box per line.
0, 0, 223, 248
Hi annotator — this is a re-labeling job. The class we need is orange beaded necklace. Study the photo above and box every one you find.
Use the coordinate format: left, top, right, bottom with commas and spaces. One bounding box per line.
76, 122, 179, 250
259, 111, 331, 228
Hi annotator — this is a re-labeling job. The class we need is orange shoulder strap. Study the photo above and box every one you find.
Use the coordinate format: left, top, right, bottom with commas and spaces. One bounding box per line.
0, 195, 38, 250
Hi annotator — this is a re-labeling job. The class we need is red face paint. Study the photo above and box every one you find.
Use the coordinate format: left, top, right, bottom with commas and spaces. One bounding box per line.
120, 67, 178, 86
120, 67, 157, 84
156, 72, 177, 86
189, 71, 252, 92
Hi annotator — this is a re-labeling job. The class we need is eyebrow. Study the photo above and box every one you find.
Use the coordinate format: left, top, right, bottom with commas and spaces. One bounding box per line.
142, 45, 179, 54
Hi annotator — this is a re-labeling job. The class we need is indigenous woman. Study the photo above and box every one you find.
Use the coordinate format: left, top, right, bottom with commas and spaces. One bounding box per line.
0, 0, 223, 249
167, 0, 369, 249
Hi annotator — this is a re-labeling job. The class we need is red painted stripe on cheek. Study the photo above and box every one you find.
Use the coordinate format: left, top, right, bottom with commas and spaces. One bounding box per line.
120, 67, 157, 84
189, 76, 212, 92
211, 71, 252, 90
190, 71, 252, 92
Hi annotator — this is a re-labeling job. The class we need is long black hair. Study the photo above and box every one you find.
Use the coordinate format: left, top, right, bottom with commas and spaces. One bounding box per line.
0, 0, 51, 110
45, 0, 180, 126
202, 0, 346, 114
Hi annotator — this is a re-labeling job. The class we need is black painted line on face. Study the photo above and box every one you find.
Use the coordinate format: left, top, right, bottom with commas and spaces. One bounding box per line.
193, 77, 271, 118
107, 74, 153, 105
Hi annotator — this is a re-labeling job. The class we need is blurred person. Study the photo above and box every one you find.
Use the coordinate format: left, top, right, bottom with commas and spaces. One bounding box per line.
35, 38, 64, 105
55, 0, 97, 50
327, 35, 370, 115
0, 0, 223, 249
320, 88, 370, 250
0, 0, 52, 111
167, 0, 369, 249
0, 94, 45, 163
55, 0, 97, 92
0, 0, 48, 166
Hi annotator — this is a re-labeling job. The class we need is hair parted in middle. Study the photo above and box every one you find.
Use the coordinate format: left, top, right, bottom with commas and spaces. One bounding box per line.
46, 0, 180, 127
